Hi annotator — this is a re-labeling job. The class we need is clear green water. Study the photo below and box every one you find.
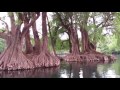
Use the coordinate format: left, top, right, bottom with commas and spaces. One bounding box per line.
0, 55, 120, 78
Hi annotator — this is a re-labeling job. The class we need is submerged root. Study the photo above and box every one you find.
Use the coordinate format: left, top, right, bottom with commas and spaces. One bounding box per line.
32, 51, 60, 68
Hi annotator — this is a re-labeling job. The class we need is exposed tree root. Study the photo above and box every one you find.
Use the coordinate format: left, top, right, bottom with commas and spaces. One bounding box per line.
32, 51, 60, 68
63, 53, 117, 62
63, 53, 83, 62
0, 45, 34, 70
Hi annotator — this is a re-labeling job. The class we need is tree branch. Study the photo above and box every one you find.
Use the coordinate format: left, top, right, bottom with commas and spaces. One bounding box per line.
56, 12, 69, 30
0, 18, 9, 32
93, 17, 96, 26
96, 13, 111, 28
21, 12, 40, 37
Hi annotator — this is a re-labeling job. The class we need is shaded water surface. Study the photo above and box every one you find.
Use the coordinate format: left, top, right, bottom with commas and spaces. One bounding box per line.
0, 55, 120, 78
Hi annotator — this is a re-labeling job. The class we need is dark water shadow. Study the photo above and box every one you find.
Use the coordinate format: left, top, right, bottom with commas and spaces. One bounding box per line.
0, 67, 60, 78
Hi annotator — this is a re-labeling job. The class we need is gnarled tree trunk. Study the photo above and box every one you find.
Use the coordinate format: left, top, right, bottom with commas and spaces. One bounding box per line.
0, 12, 40, 70
64, 27, 80, 61
69, 28, 80, 54
67, 32, 72, 53
32, 12, 60, 68
80, 27, 101, 54
79, 26, 116, 62
0, 27, 34, 70
32, 22, 41, 54
25, 30, 33, 54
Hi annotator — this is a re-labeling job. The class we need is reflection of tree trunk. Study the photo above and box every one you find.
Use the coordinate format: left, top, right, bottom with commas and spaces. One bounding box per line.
69, 64, 72, 78
0, 67, 60, 78
69, 62, 81, 78
82, 63, 100, 78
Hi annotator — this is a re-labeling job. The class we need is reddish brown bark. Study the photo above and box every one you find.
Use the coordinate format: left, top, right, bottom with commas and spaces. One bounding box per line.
23, 12, 33, 54
32, 12, 60, 68
80, 27, 96, 53
58, 13, 80, 54
32, 22, 41, 54
42, 12, 48, 51
0, 12, 40, 70
25, 30, 33, 54
69, 28, 80, 54
56, 12, 80, 61
62, 28, 81, 61
0, 28, 34, 70
9, 12, 16, 36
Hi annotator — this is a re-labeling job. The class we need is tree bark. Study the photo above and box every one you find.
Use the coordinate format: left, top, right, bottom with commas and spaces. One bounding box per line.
80, 27, 96, 53
25, 30, 33, 54
32, 22, 41, 54
69, 28, 80, 54
0, 12, 40, 70
32, 12, 60, 68
0, 27, 34, 70
63, 27, 81, 61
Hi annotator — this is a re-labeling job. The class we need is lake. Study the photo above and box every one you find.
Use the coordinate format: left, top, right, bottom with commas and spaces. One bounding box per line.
0, 55, 120, 78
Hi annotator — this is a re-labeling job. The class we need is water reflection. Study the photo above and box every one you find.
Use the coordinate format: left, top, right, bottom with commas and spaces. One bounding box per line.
0, 67, 60, 78
0, 55, 119, 78
60, 62, 102, 78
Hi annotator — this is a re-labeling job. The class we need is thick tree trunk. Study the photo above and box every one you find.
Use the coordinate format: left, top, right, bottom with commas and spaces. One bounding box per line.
64, 28, 80, 61
63, 26, 116, 62
78, 27, 117, 62
32, 22, 40, 54
0, 29, 34, 70
69, 28, 80, 54
32, 12, 60, 68
0, 12, 41, 70
80, 27, 96, 53
25, 30, 33, 54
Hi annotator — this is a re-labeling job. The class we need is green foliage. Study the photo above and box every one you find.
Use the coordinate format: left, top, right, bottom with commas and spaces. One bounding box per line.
0, 38, 6, 52
15, 12, 23, 25
113, 12, 120, 46
111, 55, 120, 75
0, 28, 5, 32
1, 12, 120, 54
8, 12, 13, 17
55, 38, 69, 50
